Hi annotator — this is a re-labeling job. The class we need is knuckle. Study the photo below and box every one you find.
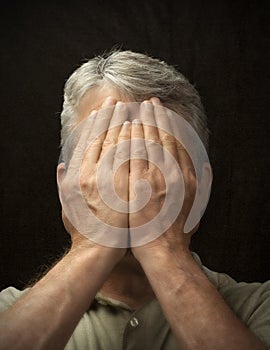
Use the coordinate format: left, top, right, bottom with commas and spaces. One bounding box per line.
93, 135, 103, 144
80, 177, 88, 190
118, 135, 130, 142
160, 133, 175, 143
80, 174, 95, 191
176, 142, 186, 151
103, 137, 117, 146
131, 148, 147, 157
147, 138, 161, 145
115, 150, 128, 160
89, 137, 103, 150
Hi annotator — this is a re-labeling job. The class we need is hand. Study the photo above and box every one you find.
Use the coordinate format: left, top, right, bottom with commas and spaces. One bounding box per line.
130, 98, 197, 260
79, 99, 130, 230
57, 97, 130, 260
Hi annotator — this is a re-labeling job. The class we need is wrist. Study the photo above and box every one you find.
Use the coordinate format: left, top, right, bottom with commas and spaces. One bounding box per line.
135, 245, 207, 286
67, 244, 125, 277
134, 242, 192, 268
135, 247, 212, 307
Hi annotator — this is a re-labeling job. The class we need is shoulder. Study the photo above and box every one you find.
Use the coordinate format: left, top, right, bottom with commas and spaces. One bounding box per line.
202, 264, 270, 313
203, 264, 270, 347
0, 287, 29, 312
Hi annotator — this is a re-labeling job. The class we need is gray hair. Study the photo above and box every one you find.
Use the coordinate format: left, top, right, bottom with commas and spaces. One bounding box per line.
60, 50, 209, 149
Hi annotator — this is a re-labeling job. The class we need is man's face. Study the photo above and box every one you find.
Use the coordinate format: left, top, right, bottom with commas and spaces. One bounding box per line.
58, 88, 212, 248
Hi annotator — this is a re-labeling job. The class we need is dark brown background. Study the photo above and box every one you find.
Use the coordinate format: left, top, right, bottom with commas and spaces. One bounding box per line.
0, 0, 269, 290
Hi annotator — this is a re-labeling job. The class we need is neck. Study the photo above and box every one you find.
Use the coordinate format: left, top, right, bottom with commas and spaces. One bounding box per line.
99, 251, 154, 309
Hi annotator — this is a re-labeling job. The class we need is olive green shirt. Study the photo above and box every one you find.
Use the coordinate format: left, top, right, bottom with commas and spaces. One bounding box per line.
1, 254, 269, 349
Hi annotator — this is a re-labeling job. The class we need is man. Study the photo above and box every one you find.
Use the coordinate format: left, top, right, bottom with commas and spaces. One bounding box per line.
0, 50, 269, 349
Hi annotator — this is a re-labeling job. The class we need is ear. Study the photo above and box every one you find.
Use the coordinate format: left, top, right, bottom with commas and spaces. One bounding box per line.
198, 162, 213, 219
56, 163, 66, 187
199, 162, 213, 196
183, 162, 213, 234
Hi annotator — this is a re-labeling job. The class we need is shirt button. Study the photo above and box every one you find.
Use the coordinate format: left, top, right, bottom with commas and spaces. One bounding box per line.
130, 317, 139, 327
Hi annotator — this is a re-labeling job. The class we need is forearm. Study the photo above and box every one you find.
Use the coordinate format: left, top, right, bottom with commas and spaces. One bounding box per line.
139, 248, 267, 350
0, 247, 115, 350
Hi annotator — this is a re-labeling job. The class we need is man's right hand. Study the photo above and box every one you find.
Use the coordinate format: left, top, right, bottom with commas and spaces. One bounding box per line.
58, 96, 130, 262
0, 98, 132, 350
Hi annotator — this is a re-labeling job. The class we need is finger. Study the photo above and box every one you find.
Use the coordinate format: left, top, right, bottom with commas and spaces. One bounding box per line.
179, 167, 197, 229
177, 147, 196, 216
84, 96, 117, 165
151, 98, 196, 222
113, 120, 131, 172
140, 101, 163, 164
130, 119, 148, 174
113, 121, 131, 205
140, 101, 159, 142
151, 98, 179, 163
67, 109, 97, 170
100, 101, 128, 160
152, 99, 194, 174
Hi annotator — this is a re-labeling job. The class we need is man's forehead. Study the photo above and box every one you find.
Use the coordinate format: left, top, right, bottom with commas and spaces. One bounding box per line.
77, 86, 123, 121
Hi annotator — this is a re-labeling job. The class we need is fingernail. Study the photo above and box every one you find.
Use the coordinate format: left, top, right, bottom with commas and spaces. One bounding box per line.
142, 101, 152, 109
116, 101, 124, 109
123, 120, 130, 125
103, 96, 114, 105
142, 101, 153, 110
132, 119, 142, 124
150, 97, 161, 105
